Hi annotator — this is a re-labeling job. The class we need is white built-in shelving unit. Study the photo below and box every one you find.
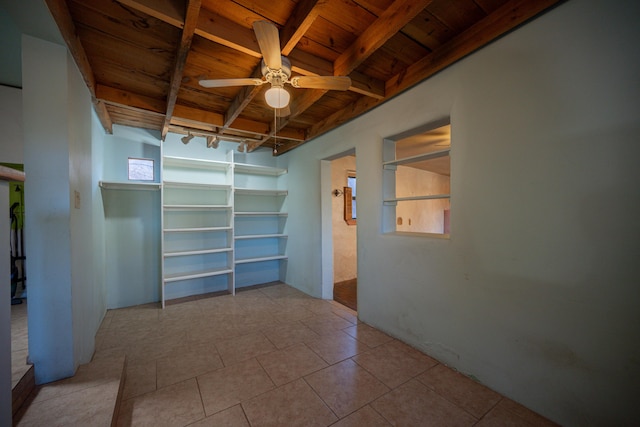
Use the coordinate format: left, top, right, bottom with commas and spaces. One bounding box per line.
233, 162, 288, 290
160, 148, 287, 307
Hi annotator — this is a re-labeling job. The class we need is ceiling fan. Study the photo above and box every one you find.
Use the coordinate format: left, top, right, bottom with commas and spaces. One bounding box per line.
199, 21, 352, 113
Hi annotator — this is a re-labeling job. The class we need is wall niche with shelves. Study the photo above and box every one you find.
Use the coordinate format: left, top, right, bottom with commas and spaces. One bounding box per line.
160, 137, 287, 307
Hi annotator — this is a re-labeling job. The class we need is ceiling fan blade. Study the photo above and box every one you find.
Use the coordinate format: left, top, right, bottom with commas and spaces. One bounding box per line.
276, 105, 291, 117
199, 78, 264, 88
290, 76, 351, 90
253, 20, 282, 70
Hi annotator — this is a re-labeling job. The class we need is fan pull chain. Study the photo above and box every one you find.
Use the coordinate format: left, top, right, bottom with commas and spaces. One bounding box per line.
273, 106, 278, 155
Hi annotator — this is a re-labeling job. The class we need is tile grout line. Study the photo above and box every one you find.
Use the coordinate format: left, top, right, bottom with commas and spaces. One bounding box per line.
415, 364, 505, 422
193, 375, 207, 422
472, 396, 505, 426
301, 375, 341, 422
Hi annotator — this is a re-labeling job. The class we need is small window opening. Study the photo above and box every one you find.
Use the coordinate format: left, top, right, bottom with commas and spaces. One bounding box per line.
382, 121, 451, 236
128, 157, 155, 181
344, 173, 356, 225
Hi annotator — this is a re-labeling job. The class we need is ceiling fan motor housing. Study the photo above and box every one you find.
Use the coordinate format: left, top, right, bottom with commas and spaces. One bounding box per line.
262, 56, 292, 87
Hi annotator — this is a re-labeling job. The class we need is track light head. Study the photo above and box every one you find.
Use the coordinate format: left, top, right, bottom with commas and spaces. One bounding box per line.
181, 133, 194, 144
206, 135, 219, 149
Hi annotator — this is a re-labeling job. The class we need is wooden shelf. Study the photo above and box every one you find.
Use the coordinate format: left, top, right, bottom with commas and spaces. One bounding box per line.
235, 211, 288, 216
164, 247, 232, 257
163, 155, 230, 170
383, 148, 450, 169
163, 226, 232, 233
164, 267, 234, 283
163, 181, 231, 190
234, 188, 288, 196
383, 194, 450, 205
234, 234, 287, 240
235, 255, 288, 264
234, 163, 287, 176
163, 204, 232, 210
99, 181, 161, 190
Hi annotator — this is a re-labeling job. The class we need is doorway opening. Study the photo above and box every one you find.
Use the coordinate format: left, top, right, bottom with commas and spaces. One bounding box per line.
2, 163, 30, 414
328, 153, 357, 311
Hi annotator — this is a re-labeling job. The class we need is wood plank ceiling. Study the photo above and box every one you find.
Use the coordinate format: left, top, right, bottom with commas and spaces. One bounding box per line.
45, 0, 562, 155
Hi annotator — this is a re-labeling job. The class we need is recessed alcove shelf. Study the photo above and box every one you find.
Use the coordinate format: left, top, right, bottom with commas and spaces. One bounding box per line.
99, 181, 161, 191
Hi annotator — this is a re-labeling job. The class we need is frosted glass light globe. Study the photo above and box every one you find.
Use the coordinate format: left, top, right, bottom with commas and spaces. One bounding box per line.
265, 86, 290, 108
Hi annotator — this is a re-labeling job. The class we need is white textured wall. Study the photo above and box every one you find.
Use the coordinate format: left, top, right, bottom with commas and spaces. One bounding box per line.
0, 85, 23, 163
22, 35, 75, 383
22, 35, 108, 382
67, 52, 103, 366
0, 5, 22, 88
91, 105, 107, 345
281, 1, 640, 425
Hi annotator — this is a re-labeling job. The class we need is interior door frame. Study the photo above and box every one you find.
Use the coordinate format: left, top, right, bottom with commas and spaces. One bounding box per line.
320, 148, 356, 300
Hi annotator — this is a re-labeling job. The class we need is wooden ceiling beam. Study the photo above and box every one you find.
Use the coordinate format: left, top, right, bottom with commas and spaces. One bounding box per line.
349, 71, 385, 99
115, 2, 261, 59
45, 0, 114, 133
248, 87, 326, 151
289, 49, 385, 99
270, 127, 306, 141
223, 65, 264, 129
286, 0, 563, 154
199, 13, 384, 99
280, 0, 324, 56
333, 0, 433, 77
104, 103, 165, 120
97, 84, 297, 141
46, 0, 96, 95
289, 89, 328, 120
290, 94, 382, 153
196, 9, 262, 58
96, 84, 166, 113
171, 105, 303, 140
247, 124, 307, 150
385, 0, 563, 97
94, 101, 114, 134
116, 0, 184, 28
121, 2, 382, 100
161, 0, 201, 139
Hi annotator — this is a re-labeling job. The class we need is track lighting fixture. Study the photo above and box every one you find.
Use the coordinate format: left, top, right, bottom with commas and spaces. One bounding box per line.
181, 133, 194, 144
206, 135, 219, 149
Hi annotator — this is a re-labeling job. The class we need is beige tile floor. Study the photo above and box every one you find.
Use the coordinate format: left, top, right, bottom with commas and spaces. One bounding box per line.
15, 354, 125, 426
26, 282, 559, 426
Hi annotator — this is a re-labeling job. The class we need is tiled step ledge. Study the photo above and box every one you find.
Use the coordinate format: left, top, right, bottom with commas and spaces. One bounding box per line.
13, 355, 126, 426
